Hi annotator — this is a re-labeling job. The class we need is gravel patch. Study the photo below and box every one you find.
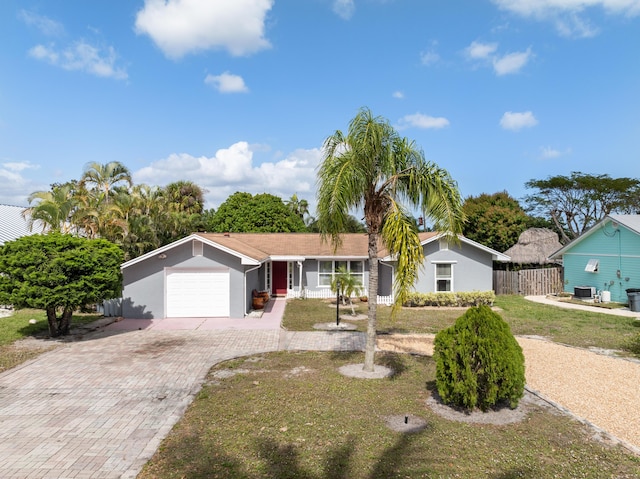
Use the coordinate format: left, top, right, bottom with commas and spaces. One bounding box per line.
378, 333, 640, 453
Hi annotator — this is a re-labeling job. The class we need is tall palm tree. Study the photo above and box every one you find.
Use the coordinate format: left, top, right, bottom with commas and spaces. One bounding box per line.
317, 107, 464, 372
80, 161, 132, 203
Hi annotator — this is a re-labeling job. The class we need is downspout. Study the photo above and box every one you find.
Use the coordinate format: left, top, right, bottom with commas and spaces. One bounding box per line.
244, 263, 262, 316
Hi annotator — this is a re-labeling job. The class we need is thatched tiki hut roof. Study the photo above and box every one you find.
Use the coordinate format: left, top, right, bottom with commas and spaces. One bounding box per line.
503, 228, 563, 265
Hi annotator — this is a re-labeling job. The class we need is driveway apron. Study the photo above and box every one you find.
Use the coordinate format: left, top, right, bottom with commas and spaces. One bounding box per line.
0, 329, 280, 479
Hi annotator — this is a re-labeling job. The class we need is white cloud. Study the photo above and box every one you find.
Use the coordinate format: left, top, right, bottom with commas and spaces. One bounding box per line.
19, 10, 65, 36
491, 0, 640, 17
420, 41, 440, 65
392, 91, 405, 99
493, 47, 532, 75
465, 41, 498, 60
539, 146, 572, 159
205, 72, 249, 93
133, 142, 322, 210
333, 0, 356, 19
465, 41, 532, 75
0, 161, 42, 206
135, 0, 274, 59
396, 113, 450, 130
500, 111, 538, 131
29, 41, 128, 80
490, 0, 640, 37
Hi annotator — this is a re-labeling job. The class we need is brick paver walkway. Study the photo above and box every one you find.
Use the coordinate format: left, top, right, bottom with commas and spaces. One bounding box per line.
0, 329, 281, 479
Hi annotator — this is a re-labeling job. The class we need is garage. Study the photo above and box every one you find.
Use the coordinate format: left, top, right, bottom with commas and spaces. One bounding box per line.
165, 268, 230, 318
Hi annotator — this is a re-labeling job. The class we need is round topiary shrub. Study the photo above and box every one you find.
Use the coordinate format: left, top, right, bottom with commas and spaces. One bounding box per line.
434, 305, 525, 412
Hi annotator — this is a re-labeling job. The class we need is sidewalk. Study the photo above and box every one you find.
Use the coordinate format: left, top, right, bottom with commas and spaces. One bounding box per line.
525, 295, 640, 318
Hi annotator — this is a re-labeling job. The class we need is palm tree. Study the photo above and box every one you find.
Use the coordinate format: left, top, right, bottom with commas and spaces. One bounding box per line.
286, 194, 310, 221
80, 161, 132, 203
23, 184, 78, 234
317, 107, 464, 371
330, 266, 363, 315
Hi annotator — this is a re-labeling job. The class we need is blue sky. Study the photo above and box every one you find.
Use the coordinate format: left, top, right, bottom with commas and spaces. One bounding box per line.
1, 0, 639, 215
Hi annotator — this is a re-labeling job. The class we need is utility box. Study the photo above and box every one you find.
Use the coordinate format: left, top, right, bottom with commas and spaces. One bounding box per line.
574, 286, 595, 299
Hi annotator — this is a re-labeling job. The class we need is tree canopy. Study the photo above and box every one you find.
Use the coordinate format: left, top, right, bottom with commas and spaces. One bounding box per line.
462, 191, 530, 252
317, 107, 464, 372
524, 172, 640, 243
0, 233, 123, 337
207, 192, 307, 233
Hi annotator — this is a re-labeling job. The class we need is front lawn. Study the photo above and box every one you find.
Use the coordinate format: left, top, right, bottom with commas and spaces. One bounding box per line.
0, 309, 103, 373
139, 351, 640, 479
282, 295, 640, 352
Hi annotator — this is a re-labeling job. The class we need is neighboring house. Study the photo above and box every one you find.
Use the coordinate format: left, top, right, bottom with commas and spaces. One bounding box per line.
503, 228, 563, 267
120, 232, 509, 319
549, 215, 640, 303
0, 204, 40, 246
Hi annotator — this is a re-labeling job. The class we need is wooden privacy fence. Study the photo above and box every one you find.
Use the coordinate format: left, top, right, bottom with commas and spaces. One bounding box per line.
493, 267, 563, 296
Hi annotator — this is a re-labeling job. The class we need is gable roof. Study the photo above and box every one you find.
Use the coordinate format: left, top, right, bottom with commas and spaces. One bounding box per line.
0, 204, 38, 246
549, 215, 640, 259
122, 231, 510, 269
417, 232, 511, 262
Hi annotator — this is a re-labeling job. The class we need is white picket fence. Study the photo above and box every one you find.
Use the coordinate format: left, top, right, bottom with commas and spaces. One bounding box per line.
286, 289, 394, 305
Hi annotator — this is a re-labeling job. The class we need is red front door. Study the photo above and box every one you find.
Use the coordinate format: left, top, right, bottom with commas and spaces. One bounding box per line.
272, 261, 288, 296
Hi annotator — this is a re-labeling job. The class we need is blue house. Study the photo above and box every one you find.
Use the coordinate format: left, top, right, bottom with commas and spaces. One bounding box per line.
549, 215, 640, 303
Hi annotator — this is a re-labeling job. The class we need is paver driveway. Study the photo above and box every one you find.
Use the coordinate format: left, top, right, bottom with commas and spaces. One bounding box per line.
0, 329, 283, 479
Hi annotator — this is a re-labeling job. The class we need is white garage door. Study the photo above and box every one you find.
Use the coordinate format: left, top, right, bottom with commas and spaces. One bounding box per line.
165, 269, 230, 318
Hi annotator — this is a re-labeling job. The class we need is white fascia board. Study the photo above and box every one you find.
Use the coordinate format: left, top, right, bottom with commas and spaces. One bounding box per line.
269, 256, 306, 262
121, 233, 261, 269
121, 234, 198, 270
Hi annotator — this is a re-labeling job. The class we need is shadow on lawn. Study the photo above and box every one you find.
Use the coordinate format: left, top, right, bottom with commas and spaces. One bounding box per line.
178, 431, 429, 479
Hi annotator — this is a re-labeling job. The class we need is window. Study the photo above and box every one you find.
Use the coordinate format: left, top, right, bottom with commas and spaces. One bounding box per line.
318, 260, 364, 287
265, 262, 271, 291
435, 263, 453, 292
585, 259, 599, 273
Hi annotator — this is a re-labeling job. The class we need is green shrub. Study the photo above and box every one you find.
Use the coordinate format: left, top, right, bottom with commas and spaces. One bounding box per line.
403, 291, 495, 307
434, 305, 525, 411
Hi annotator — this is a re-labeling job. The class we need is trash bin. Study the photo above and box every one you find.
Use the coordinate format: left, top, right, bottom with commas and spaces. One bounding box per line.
626, 289, 640, 312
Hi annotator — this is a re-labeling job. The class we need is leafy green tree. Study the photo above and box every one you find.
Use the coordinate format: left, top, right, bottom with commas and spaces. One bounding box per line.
317, 107, 464, 371
434, 305, 525, 411
525, 172, 640, 243
462, 191, 530, 252
208, 192, 307, 232
0, 233, 123, 337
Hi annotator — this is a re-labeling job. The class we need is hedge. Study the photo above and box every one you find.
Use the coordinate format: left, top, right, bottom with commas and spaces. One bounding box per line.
403, 291, 495, 307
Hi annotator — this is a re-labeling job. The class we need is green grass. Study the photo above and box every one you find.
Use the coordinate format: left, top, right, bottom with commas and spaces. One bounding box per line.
0, 308, 104, 372
283, 296, 640, 352
139, 351, 640, 479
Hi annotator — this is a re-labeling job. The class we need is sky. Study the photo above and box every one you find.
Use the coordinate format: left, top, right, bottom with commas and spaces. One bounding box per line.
1, 0, 639, 216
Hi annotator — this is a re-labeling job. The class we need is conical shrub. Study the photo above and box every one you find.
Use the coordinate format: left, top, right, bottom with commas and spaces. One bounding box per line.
434, 305, 525, 411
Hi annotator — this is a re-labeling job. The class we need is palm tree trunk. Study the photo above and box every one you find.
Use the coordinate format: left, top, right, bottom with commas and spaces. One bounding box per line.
364, 232, 379, 371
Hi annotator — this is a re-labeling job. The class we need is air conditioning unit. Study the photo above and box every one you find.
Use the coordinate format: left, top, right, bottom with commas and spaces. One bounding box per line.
574, 286, 596, 298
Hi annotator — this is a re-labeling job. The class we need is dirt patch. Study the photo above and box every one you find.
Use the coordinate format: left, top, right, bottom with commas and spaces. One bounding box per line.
426, 389, 554, 425
377, 334, 435, 356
